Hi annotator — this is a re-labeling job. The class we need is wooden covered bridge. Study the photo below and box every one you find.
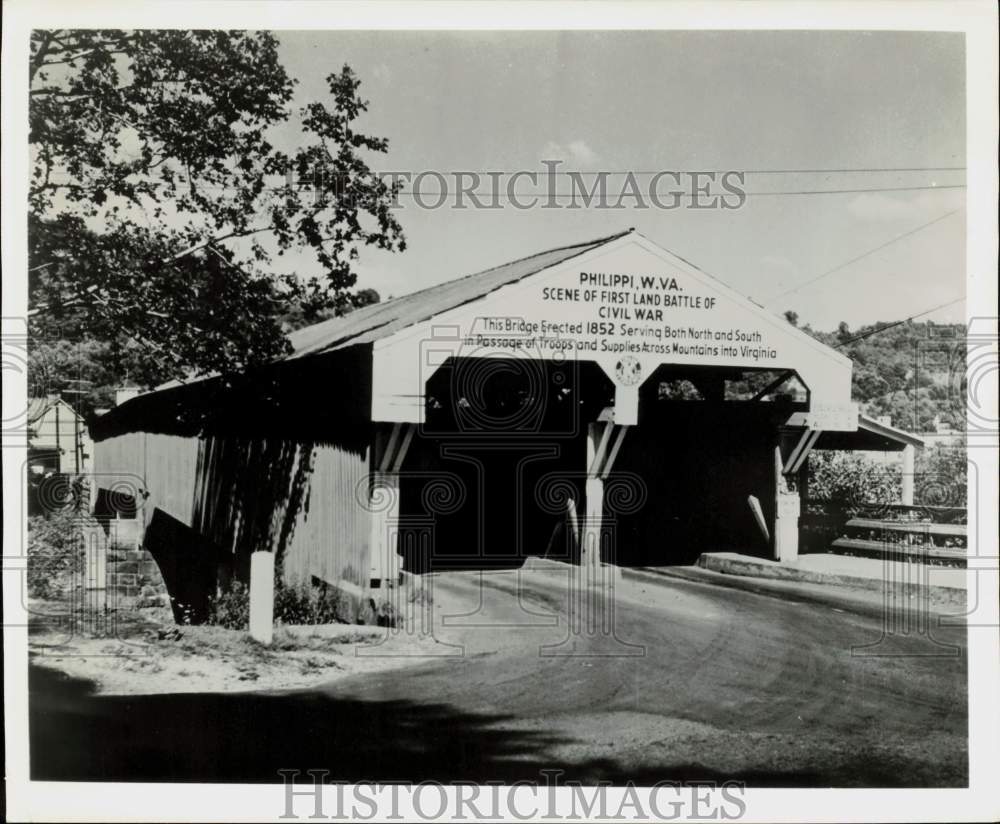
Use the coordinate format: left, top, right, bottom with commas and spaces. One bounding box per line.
89, 229, 922, 618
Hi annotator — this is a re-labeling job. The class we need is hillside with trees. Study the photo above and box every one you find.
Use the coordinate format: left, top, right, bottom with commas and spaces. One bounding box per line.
784, 313, 966, 433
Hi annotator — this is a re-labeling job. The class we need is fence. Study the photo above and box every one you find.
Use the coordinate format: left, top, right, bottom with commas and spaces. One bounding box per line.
800, 499, 967, 567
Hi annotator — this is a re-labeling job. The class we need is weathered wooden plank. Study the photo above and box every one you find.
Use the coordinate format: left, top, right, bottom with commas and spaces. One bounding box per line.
280, 440, 371, 591
846, 518, 966, 537
831, 537, 966, 562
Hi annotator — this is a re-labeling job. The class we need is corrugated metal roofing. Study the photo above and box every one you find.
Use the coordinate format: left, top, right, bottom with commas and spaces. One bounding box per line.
288, 229, 633, 358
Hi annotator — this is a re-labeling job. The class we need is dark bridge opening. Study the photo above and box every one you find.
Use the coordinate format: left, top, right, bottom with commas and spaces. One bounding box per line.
610, 365, 808, 566
400, 357, 613, 572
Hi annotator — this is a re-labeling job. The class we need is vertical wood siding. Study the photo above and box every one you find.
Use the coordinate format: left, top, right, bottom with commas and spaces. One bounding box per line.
93, 433, 373, 589
281, 441, 371, 589
144, 434, 201, 527
92, 432, 146, 506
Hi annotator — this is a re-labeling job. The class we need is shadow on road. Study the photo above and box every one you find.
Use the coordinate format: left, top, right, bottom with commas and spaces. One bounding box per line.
31, 664, 838, 786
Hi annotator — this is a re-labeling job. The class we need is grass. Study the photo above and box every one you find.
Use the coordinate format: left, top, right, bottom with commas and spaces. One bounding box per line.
28, 594, 380, 692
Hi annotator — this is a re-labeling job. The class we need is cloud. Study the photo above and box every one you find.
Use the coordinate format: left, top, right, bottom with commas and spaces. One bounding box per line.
846, 187, 965, 222
540, 139, 600, 167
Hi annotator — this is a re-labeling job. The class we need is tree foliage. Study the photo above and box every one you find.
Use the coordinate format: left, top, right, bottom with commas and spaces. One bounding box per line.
794, 318, 967, 432
27, 511, 86, 600
808, 451, 901, 510
29, 29, 404, 384
914, 443, 967, 507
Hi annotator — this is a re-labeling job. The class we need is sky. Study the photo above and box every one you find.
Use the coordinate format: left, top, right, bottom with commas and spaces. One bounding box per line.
271, 30, 966, 331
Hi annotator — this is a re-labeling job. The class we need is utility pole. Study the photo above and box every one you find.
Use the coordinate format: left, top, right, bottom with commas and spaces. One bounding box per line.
62, 380, 91, 475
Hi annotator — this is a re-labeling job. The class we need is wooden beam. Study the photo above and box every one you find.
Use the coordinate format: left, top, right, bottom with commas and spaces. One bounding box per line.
787, 429, 822, 474
748, 495, 769, 541
751, 369, 795, 402
391, 423, 416, 472
782, 428, 813, 474
601, 425, 629, 479
380, 422, 402, 472
588, 421, 613, 477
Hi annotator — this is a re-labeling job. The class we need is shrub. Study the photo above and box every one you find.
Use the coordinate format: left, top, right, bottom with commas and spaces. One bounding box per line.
207, 577, 352, 630
206, 580, 250, 630
808, 451, 901, 514
914, 443, 967, 507
274, 579, 349, 625
27, 511, 86, 599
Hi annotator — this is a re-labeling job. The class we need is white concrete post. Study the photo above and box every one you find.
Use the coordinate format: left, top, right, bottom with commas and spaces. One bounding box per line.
583, 478, 604, 571
774, 496, 801, 563
249, 551, 274, 645
900, 444, 915, 506
773, 446, 801, 563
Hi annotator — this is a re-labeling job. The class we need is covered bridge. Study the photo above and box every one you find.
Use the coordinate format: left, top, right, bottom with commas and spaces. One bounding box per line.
89, 229, 921, 610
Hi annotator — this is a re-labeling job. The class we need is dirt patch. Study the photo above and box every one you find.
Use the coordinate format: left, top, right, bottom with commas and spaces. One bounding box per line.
27, 594, 448, 695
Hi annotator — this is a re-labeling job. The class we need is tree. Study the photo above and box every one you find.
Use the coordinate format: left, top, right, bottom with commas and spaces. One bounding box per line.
783, 310, 799, 327
914, 443, 967, 507
29, 30, 404, 382
279, 286, 381, 333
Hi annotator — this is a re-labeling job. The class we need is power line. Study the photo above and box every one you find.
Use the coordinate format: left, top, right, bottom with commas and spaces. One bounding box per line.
379, 184, 967, 203
834, 297, 966, 348
43, 166, 967, 183
775, 207, 964, 298
734, 184, 965, 197
542, 167, 967, 175
721, 166, 964, 174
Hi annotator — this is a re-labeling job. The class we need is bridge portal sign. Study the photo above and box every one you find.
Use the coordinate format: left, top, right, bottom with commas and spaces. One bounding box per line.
470, 267, 780, 370
372, 233, 854, 423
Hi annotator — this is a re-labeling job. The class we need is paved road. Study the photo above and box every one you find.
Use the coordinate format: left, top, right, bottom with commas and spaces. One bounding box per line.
30, 566, 967, 786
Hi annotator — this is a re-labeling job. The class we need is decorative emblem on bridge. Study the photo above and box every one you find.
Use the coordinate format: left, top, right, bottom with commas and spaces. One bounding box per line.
614, 355, 642, 386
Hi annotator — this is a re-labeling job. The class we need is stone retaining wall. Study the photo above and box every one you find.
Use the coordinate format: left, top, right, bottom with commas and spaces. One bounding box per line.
104, 520, 169, 608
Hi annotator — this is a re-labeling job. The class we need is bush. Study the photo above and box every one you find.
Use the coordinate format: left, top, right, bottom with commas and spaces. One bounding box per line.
914, 443, 967, 507
274, 579, 350, 625
808, 451, 901, 513
27, 511, 86, 599
207, 576, 351, 630
206, 580, 250, 629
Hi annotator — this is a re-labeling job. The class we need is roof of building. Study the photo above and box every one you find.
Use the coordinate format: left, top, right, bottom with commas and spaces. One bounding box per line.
814, 413, 925, 452
27, 396, 82, 425
288, 229, 633, 358
27, 397, 55, 424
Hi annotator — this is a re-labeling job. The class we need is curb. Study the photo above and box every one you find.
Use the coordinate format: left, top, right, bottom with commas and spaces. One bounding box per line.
695, 552, 967, 606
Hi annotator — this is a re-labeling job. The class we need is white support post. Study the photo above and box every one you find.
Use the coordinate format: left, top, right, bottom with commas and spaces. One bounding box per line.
613, 385, 639, 426
582, 421, 630, 582
773, 445, 801, 563
582, 422, 605, 573
249, 551, 274, 645
900, 444, 915, 506
583, 477, 604, 572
